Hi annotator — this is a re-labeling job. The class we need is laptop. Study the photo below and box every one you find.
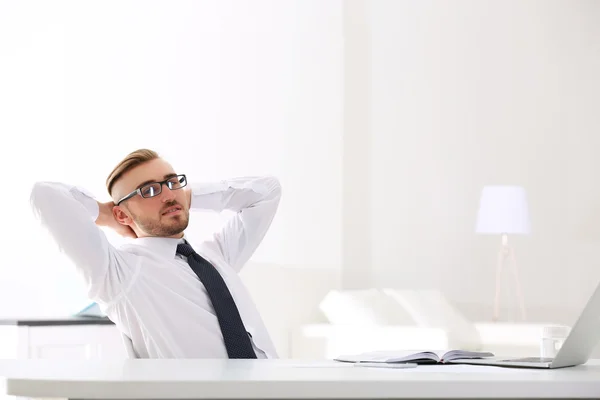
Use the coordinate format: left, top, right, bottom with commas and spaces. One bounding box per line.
453, 279, 600, 369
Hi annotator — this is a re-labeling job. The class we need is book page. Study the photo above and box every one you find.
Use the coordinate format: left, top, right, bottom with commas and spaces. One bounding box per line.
442, 350, 494, 361
335, 350, 440, 363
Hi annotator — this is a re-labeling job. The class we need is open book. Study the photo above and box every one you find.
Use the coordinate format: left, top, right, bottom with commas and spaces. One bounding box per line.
334, 349, 494, 364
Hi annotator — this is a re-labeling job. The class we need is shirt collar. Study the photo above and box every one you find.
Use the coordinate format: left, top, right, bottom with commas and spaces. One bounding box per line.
133, 234, 189, 259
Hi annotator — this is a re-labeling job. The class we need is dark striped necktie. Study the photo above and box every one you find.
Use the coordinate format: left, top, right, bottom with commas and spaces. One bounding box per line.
176, 242, 257, 359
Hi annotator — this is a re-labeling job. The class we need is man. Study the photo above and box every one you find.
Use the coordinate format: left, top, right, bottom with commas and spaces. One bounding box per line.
30, 149, 281, 359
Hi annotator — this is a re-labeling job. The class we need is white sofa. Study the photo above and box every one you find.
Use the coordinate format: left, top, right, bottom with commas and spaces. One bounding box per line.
240, 264, 593, 360
289, 288, 556, 359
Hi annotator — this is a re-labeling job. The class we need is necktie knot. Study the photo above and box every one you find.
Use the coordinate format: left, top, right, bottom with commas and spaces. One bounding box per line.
176, 242, 195, 258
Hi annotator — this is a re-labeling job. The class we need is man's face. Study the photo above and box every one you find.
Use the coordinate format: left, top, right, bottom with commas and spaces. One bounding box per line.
112, 158, 190, 238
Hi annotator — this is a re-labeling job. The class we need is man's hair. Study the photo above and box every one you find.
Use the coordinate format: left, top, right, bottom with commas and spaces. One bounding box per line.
106, 148, 159, 196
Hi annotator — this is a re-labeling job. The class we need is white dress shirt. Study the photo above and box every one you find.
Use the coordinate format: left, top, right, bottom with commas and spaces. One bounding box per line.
30, 176, 282, 359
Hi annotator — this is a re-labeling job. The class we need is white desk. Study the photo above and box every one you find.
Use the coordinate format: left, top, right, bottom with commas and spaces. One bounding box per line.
0, 317, 122, 360
1, 359, 600, 399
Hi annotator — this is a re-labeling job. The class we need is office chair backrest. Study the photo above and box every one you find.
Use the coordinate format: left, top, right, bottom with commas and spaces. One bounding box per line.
121, 332, 139, 359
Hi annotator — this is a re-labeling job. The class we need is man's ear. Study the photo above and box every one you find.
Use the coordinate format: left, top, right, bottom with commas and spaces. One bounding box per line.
112, 206, 133, 225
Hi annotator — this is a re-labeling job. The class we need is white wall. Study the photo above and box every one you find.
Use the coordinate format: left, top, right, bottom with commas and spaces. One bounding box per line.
342, 0, 372, 289
3, 0, 598, 330
366, 0, 600, 323
0, 0, 342, 317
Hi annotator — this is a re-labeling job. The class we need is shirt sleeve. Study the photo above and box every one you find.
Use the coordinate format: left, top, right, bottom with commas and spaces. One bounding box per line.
30, 181, 133, 304
189, 176, 282, 272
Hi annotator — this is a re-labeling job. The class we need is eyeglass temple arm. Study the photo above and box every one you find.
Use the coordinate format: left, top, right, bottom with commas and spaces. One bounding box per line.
116, 190, 139, 206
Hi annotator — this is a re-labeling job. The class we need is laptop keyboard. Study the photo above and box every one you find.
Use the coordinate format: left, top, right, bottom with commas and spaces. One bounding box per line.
502, 357, 554, 363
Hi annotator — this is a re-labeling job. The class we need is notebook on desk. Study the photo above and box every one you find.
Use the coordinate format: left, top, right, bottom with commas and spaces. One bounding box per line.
334, 349, 494, 365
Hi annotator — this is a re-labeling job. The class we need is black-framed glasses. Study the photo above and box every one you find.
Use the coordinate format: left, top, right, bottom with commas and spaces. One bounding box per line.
116, 174, 187, 205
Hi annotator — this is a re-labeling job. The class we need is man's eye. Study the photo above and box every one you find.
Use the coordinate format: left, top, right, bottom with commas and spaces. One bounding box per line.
142, 185, 158, 197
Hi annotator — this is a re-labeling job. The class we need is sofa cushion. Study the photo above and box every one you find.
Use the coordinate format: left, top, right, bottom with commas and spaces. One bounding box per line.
383, 288, 481, 350
319, 289, 415, 325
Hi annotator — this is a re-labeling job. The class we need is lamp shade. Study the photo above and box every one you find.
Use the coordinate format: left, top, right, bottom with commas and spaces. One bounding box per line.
476, 185, 531, 234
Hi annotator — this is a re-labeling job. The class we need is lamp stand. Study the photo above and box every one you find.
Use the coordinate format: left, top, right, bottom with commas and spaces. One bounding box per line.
493, 233, 526, 322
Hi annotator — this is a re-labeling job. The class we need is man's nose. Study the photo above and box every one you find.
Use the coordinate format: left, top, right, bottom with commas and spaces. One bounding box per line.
159, 184, 177, 202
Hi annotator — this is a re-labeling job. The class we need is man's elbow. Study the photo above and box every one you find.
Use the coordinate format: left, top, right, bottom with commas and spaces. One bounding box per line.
266, 176, 282, 200
29, 181, 68, 220
30, 182, 51, 216
252, 176, 282, 202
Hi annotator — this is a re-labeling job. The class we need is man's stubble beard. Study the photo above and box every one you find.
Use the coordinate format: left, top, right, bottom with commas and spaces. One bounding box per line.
132, 209, 190, 237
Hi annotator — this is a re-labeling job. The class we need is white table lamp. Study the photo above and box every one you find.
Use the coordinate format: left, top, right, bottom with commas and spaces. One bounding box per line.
476, 185, 531, 321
